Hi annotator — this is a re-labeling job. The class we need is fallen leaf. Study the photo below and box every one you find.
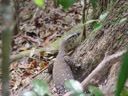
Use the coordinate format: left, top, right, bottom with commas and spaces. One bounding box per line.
21, 9, 32, 21
30, 59, 38, 68
19, 46, 28, 51
43, 37, 54, 47
0, 83, 2, 89
11, 78, 16, 82
22, 71, 32, 77
40, 61, 48, 69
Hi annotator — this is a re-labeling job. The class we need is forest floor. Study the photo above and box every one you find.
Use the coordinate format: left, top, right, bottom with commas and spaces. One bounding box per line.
0, 0, 84, 95
0, 0, 128, 96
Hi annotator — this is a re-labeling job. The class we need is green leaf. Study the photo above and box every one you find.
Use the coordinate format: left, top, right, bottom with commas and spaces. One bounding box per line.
93, 23, 103, 30
44, 93, 54, 96
99, 11, 109, 21
119, 18, 127, 24
89, 86, 103, 96
115, 50, 128, 96
34, 0, 44, 7
65, 80, 83, 96
21, 91, 37, 96
121, 89, 128, 96
33, 79, 49, 95
59, 0, 76, 8
104, 21, 116, 25
90, 0, 96, 9
80, 93, 93, 96
82, 20, 99, 25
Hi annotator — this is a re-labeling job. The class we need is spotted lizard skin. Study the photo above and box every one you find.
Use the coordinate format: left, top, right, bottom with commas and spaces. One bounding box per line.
53, 32, 80, 95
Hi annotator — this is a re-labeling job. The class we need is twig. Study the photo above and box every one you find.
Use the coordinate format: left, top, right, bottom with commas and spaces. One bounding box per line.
30, 7, 39, 24
31, 66, 48, 79
10, 47, 56, 63
81, 0, 87, 40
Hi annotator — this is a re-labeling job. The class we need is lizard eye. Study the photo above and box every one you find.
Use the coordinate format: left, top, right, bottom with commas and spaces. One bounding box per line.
75, 32, 80, 36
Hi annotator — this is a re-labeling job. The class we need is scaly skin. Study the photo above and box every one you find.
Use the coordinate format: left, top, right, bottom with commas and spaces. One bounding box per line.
53, 32, 80, 95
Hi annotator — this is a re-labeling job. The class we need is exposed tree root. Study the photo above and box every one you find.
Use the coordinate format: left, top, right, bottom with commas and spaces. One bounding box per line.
64, 50, 126, 96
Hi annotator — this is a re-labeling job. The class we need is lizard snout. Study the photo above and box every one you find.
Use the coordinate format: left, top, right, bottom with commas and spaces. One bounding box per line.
75, 32, 80, 37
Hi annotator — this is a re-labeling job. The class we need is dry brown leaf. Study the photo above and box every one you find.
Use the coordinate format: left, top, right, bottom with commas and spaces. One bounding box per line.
13, 62, 18, 68
0, 83, 1, 89
43, 37, 54, 47
43, 32, 57, 46
27, 64, 35, 69
30, 59, 38, 68
40, 61, 48, 69
22, 71, 32, 77
11, 78, 16, 82
10, 84, 14, 88
18, 64, 33, 69
19, 46, 28, 51
21, 10, 32, 21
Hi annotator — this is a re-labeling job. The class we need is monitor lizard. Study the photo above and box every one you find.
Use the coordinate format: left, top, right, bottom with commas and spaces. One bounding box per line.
48, 32, 80, 95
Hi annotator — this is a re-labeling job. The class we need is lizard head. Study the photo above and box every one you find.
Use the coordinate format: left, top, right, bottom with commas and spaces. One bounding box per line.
61, 32, 80, 52
66, 32, 80, 40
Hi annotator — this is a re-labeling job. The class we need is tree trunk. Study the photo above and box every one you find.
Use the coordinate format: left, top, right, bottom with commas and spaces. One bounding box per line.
71, 0, 128, 94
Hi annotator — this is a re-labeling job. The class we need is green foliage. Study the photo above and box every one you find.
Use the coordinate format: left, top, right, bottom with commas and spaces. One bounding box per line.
21, 91, 38, 96
33, 79, 49, 95
90, 0, 96, 9
21, 79, 53, 96
79, 94, 92, 96
88, 86, 103, 96
119, 18, 127, 24
34, 0, 76, 8
83, 11, 109, 31
83, 12, 127, 31
59, 0, 76, 8
66, 80, 103, 96
121, 89, 128, 96
34, 0, 77, 8
115, 50, 128, 96
83, 20, 99, 25
20, 77, 128, 96
93, 23, 103, 31
99, 12, 109, 21
34, 0, 44, 7
65, 79, 83, 96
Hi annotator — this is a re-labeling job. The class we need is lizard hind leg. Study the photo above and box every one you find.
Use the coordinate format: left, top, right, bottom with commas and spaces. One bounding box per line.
56, 85, 68, 96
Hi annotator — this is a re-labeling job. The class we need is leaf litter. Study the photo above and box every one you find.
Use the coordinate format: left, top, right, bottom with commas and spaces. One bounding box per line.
0, 0, 83, 95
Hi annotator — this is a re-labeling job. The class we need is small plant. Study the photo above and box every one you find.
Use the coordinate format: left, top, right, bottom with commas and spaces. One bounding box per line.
59, 0, 76, 8
21, 79, 53, 96
34, 0, 76, 8
83, 11, 127, 31
34, 0, 44, 7
65, 79, 103, 96
82, 11, 109, 31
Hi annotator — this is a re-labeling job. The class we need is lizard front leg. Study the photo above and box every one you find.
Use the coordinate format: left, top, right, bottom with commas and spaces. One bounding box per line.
64, 56, 76, 69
